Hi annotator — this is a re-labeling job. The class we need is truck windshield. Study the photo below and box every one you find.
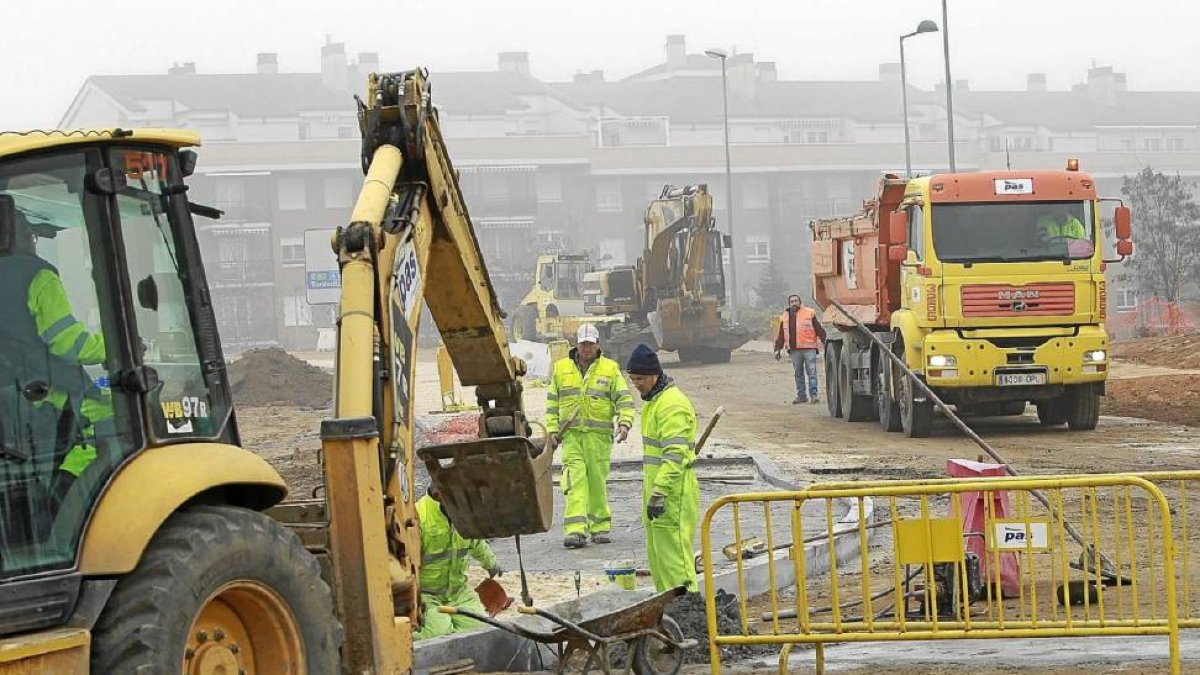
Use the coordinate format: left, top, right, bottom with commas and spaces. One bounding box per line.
931, 201, 1095, 263
556, 261, 587, 298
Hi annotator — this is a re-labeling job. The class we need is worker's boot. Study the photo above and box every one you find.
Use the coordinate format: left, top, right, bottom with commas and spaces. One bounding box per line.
591, 533, 612, 544
563, 533, 588, 549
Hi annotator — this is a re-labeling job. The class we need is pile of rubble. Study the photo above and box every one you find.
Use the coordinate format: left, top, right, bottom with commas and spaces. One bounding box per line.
228, 348, 333, 409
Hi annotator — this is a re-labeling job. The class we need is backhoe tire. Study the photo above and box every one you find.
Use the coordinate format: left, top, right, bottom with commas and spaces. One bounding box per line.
511, 304, 538, 342
1036, 399, 1067, 426
898, 367, 933, 438
1065, 384, 1100, 431
825, 342, 843, 419
999, 401, 1027, 416
91, 505, 340, 675
875, 348, 902, 432
840, 341, 874, 422
699, 347, 732, 364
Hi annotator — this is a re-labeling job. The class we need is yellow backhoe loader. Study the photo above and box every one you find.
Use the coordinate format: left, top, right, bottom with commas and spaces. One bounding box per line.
0, 69, 552, 673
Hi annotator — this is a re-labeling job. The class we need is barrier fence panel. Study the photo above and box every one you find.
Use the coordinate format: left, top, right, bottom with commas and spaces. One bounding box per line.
700, 475, 1180, 675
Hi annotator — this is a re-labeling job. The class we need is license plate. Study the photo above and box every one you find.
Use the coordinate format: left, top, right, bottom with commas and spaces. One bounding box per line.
996, 372, 1046, 386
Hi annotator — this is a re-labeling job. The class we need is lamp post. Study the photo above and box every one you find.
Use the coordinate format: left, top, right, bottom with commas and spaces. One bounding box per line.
705, 47, 738, 322
941, 0, 957, 172
900, 20, 939, 177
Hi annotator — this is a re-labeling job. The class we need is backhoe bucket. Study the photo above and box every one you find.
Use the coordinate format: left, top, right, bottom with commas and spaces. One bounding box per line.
418, 436, 554, 539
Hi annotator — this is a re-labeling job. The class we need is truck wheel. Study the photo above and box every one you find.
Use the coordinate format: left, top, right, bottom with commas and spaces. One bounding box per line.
825, 343, 843, 418
699, 347, 732, 364
898, 369, 933, 438
677, 347, 702, 364
91, 505, 340, 674
840, 341, 874, 422
511, 304, 537, 342
1036, 399, 1067, 426
875, 349, 902, 432
1065, 384, 1100, 431
999, 401, 1027, 416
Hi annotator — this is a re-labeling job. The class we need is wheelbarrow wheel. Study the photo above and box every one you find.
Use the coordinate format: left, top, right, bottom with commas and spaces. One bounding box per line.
633, 615, 684, 675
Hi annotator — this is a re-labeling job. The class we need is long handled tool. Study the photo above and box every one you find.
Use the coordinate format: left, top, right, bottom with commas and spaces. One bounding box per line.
694, 406, 726, 456
829, 299, 1118, 579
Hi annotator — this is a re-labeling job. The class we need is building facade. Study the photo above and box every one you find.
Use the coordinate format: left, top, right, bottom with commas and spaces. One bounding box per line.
60, 37, 1200, 349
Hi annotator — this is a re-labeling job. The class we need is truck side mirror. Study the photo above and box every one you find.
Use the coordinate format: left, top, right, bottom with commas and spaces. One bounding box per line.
0, 195, 14, 254
1116, 239, 1134, 257
888, 211, 908, 246
888, 244, 908, 262
1113, 206, 1132, 241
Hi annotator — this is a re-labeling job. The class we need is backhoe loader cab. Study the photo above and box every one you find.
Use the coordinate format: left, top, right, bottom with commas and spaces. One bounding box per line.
0, 130, 336, 672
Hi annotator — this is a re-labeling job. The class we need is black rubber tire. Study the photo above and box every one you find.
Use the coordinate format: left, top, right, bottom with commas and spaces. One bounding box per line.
698, 347, 732, 364
999, 400, 1027, 416
898, 365, 933, 438
633, 615, 685, 675
1036, 399, 1067, 426
876, 348, 903, 432
1065, 384, 1100, 431
825, 342, 843, 418
511, 304, 538, 342
91, 505, 340, 674
840, 341, 874, 422
676, 347, 703, 364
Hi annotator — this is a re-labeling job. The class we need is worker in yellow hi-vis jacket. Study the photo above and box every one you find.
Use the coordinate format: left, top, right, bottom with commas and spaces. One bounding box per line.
546, 323, 635, 549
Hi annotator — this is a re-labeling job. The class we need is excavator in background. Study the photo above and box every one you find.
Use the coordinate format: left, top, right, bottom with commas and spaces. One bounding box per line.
585, 184, 749, 364
508, 252, 621, 342
0, 69, 552, 673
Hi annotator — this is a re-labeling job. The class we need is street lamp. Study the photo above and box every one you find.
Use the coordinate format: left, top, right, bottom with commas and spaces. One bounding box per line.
704, 47, 738, 322
900, 19, 939, 177
941, 0, 957, 172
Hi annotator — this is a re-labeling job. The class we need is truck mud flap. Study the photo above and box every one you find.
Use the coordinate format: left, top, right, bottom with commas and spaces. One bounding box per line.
418, 437, 554, 539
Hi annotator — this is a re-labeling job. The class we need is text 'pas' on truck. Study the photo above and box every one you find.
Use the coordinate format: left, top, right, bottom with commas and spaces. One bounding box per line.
812, 160, 1133, 438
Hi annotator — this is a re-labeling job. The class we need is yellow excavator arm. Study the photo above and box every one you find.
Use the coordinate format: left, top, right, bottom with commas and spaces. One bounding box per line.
321, 69, 551, 673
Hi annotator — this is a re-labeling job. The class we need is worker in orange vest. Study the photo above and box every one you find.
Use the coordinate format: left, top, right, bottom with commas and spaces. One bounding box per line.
774, 294, 826, 404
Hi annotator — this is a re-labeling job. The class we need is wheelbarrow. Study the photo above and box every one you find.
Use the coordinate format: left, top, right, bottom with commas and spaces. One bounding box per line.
440, 586, 696, 675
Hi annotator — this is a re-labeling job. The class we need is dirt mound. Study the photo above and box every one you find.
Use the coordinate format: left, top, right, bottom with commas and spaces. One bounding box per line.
228, 348, 333, 408
667, 590, 777, 664
1102, 374, 1200, 427
1112, 333, 1200, 370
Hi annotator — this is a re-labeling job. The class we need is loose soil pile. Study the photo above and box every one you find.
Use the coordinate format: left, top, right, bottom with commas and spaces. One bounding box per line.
1102, 374, 1200, 427
228, 348, 333, 408
667, 590, 777, 664
1112, 333, 1200, 370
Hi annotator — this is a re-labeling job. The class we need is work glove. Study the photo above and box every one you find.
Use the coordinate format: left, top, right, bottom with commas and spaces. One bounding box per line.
614, 424, 630, 444
647, 494, 667, 521
773, 350, 782, 362
486, 563, 504, 578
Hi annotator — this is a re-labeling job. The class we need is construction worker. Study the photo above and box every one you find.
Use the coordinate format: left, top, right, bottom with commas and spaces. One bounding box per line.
547, 323, 635, 548
415, 485, 504, 640
0, 208, 111, 500
625, 343, 700, 592
1037, 205, 1087, 241
774, 294, 826, 404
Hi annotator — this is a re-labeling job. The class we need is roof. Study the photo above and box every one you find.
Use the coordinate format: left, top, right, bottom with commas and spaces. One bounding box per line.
956, 90, 1200, 130
0, 128, 200, 158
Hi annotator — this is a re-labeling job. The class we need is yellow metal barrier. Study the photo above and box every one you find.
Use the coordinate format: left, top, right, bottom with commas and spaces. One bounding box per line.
436, 345, 473, 412
700, 475, 1180, 674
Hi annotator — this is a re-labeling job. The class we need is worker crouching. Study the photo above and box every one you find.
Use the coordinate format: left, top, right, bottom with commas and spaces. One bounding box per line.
415, 486, 504, 640
625, 344, 700, 592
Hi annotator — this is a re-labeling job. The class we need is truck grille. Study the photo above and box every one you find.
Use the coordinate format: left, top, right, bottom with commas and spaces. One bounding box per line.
961, 283, 1075, 317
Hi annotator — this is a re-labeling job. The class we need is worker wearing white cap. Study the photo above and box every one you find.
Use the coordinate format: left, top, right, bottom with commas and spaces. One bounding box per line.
546, 323, 635, 548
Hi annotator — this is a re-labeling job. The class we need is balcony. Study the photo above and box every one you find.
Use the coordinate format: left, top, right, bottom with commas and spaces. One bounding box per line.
210, 260, 276, 287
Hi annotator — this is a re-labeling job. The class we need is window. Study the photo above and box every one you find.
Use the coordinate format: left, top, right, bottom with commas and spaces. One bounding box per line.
907, 205, 925, 261
1143, 137, 1162, 152
746, 236, 771, 263
1167, 137, 1185, 151
742, 179, 768, 210
988, 137, 1007, 153
277, 176, 306, 210
1120, 137, 1134, 151
283, 295, 314, 326
482, 175, 509, 204
298, 123, 310, 140
536, 172, 562, 203
595, 181, 622, 212
1115, 289, 1137, 313
280, 237, 304, 265
806, 130, 830, 144
930, 201, 1095, 263
721, 248, 731, 266
214, 178, 244, 209
323, 176, 354, 209
338, 126, 355, 139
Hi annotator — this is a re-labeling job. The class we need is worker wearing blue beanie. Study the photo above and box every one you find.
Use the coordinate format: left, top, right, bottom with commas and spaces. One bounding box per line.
625, 344, 700, 592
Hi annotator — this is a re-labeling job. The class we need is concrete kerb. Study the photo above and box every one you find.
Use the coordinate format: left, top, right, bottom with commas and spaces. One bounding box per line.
414, 454, 871, 673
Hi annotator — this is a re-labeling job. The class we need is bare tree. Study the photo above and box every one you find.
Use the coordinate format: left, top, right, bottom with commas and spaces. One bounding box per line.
1120, 167, 1200, 302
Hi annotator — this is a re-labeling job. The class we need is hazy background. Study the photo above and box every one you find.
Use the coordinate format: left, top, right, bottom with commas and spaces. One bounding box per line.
5, 0, 1199, 129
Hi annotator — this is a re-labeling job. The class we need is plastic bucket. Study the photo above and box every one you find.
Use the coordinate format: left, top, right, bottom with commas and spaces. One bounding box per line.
604, 561, 637, 590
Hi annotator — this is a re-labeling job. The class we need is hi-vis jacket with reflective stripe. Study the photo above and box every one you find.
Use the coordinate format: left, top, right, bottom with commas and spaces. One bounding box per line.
546, 353, 634, 434
641, 383, 697, 499
417, 495, 497, 599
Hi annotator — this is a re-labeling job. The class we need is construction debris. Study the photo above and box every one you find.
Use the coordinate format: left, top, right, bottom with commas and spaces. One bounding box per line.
228, 348, 333, 408
667, 590, 776, 664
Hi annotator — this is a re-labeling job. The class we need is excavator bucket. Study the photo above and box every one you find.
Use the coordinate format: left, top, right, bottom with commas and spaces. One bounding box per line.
418, 436, 554, 539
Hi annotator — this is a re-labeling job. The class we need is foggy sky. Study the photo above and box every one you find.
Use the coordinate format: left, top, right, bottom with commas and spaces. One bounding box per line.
4, 0, 1199, 130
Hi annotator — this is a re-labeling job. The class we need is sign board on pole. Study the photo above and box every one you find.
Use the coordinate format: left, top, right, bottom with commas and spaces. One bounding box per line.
304, 229, 340, 305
